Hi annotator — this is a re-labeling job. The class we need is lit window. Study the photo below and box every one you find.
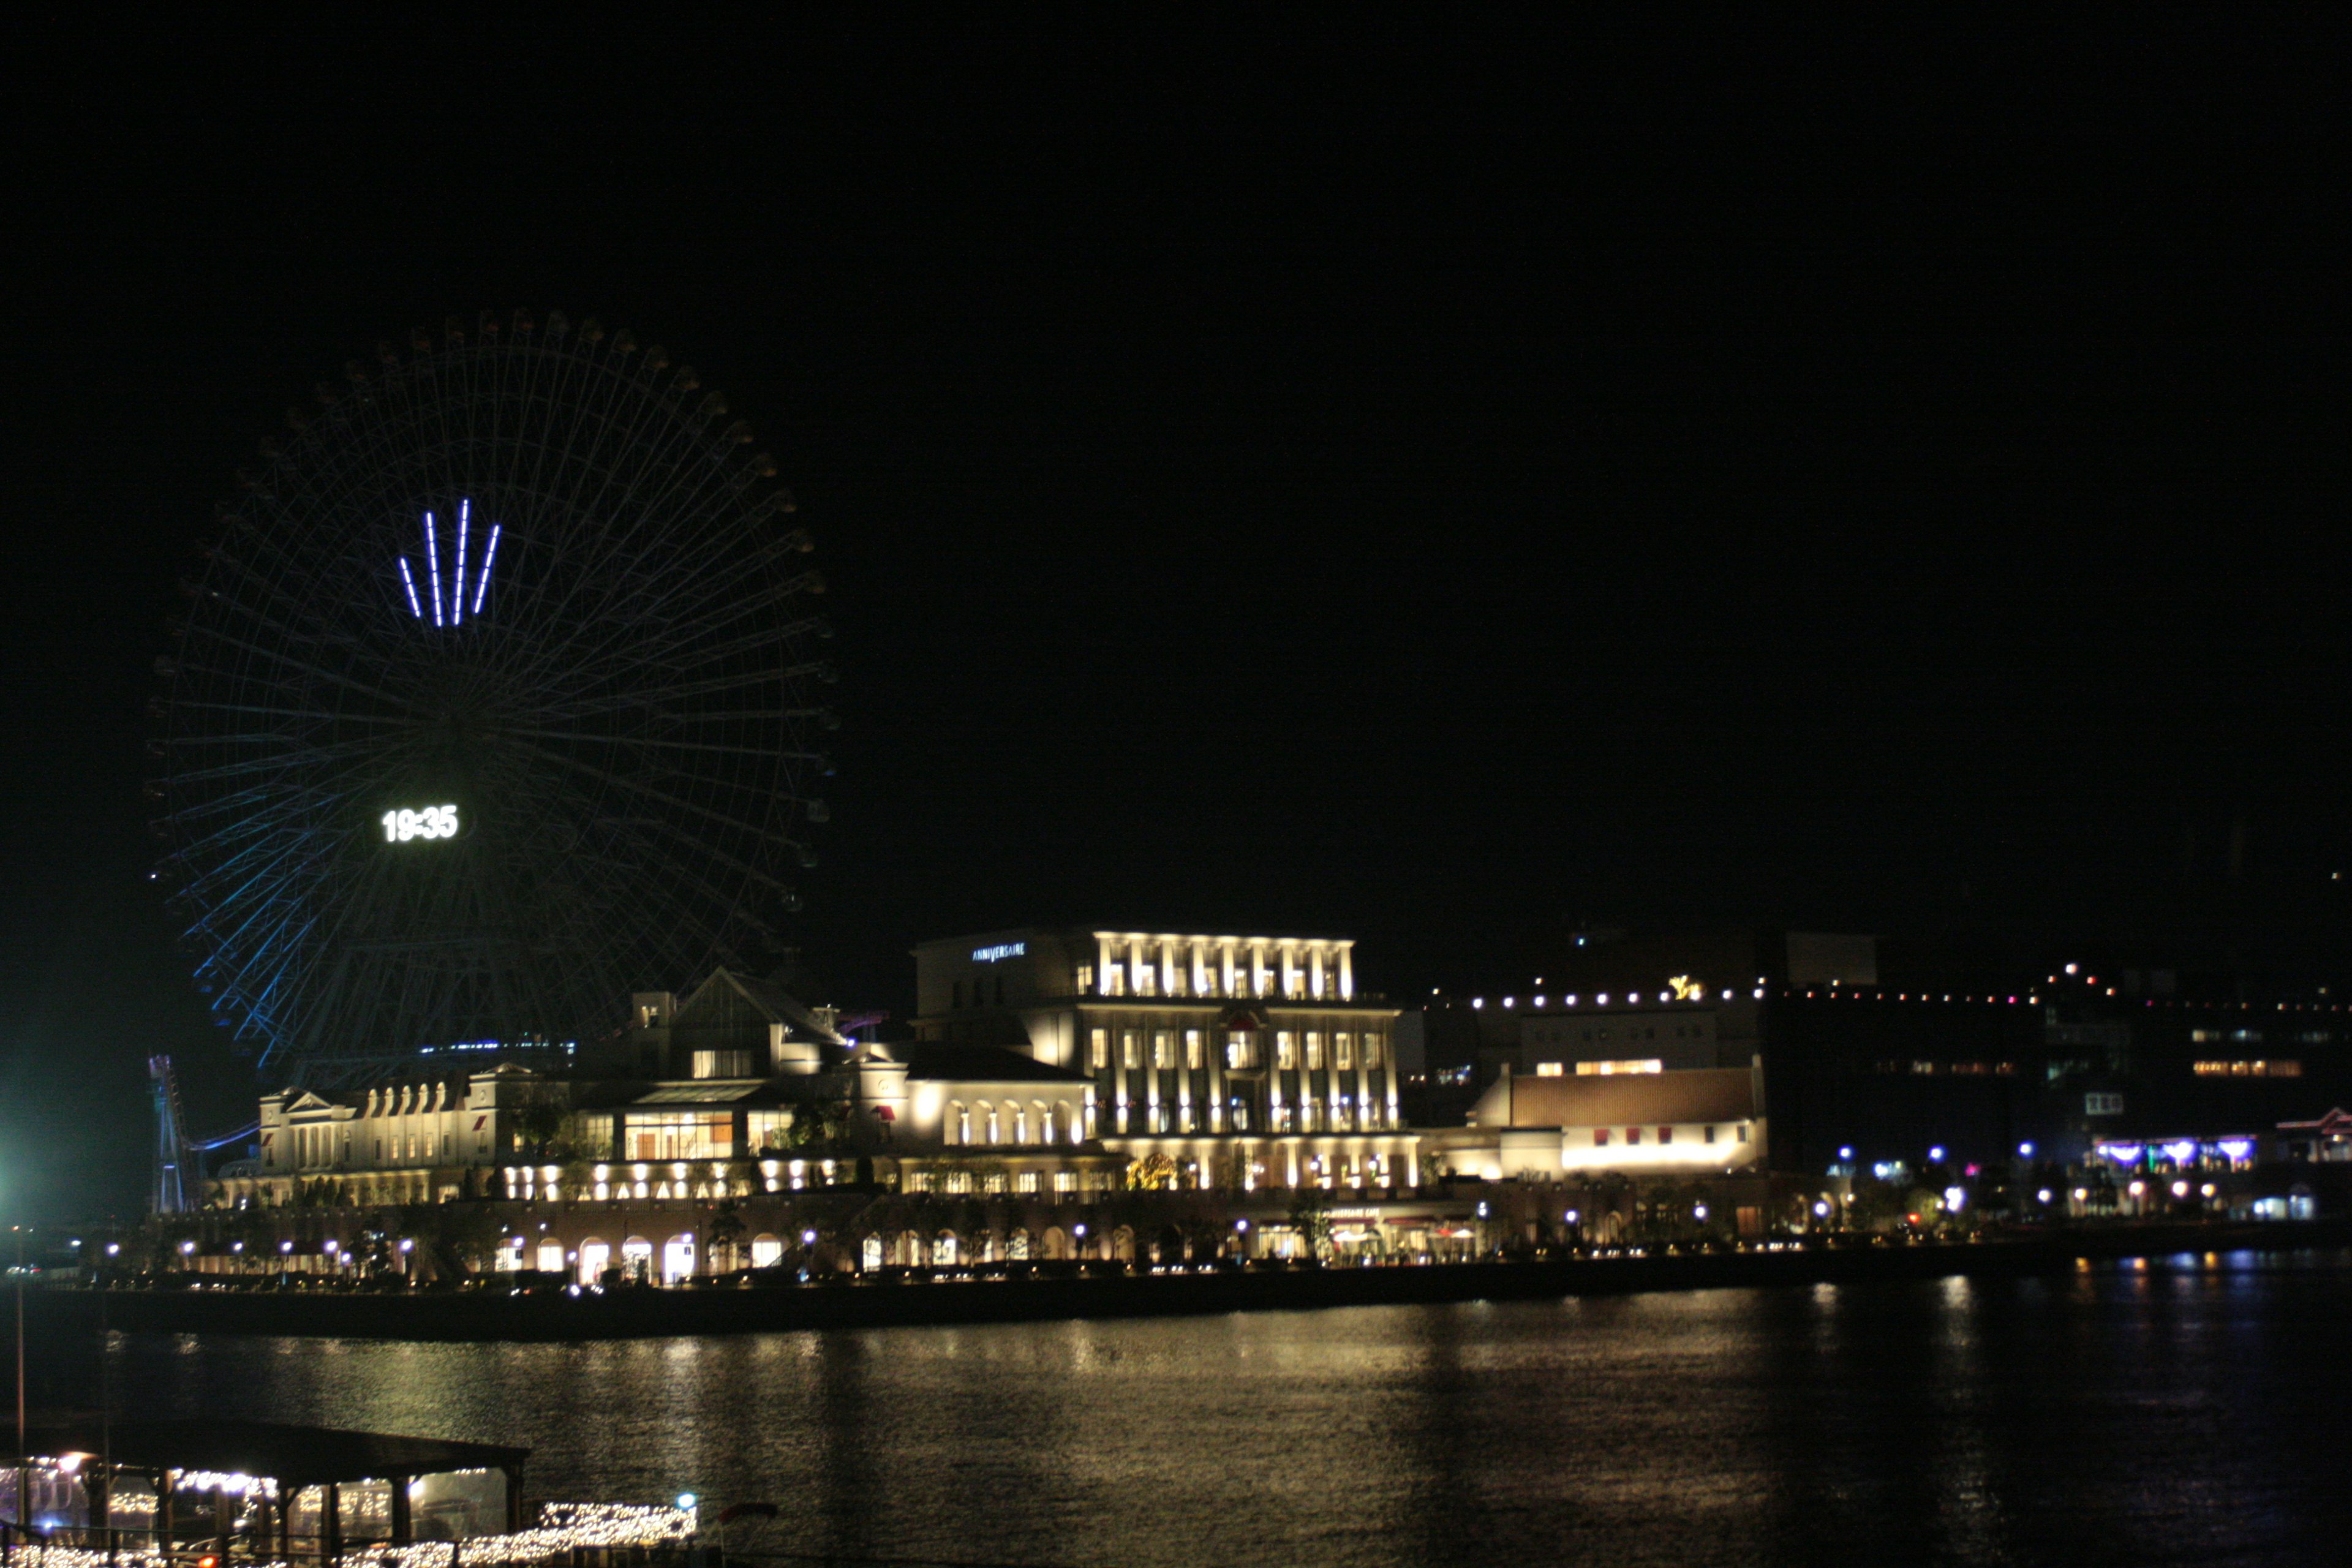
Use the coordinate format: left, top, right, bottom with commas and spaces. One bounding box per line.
1363, 1033, 1383, 1068
1534, 1061, 1565, 1077
1153, 1032, 1173, 1069
1305, 1032, 1324, 1070
1185, 1030, 1203, 1069
1574, 1059, 1663, 1076
2192, 1060, 2301, 1077
1335, 1033, 1354, 1069
1090, 1028, 1109, 1069
1225, 1033, 1257, 1069
1121, 1032, 1140, 1069
1276, 1031, 1297, 1069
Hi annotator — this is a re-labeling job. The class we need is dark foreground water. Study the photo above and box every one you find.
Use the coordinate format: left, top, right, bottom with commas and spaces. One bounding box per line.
99, 1250, 2352, 1567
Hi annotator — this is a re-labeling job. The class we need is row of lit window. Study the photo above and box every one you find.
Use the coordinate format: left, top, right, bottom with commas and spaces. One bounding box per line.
1077, 963, 1346, 1003
1869, 1061, 2020, 1076
1591, 1124, 1748, 1147
1087, 1028, 1384, 1072
275, 1123, 472, 1169
1532, 1060, 1663, 1077
946, 1099, 1085, 1146
1109, 1097, 1403, 1134
2192, 1060, 2301, 1077
911, 1169, 1084, 1196
2191, 1029, 2331, 1046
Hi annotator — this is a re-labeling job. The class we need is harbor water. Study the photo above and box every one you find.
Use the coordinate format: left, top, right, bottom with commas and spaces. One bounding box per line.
98, 1250, 2352, 1566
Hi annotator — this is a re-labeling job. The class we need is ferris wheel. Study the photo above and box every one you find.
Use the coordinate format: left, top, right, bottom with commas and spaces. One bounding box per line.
149, 310, 834, 1085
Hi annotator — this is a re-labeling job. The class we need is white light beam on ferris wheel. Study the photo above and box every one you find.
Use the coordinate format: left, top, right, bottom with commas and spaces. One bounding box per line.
423, 511, 445, 627
453, 499, 470, 625
398, 558, 423, 619
472, 522, 502, 615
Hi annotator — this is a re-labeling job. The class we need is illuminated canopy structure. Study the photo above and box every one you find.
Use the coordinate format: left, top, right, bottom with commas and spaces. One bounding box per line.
149, 310, 832, 1086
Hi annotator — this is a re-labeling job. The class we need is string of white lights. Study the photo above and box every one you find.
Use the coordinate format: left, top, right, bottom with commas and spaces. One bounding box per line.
2, 1501, 694, 1568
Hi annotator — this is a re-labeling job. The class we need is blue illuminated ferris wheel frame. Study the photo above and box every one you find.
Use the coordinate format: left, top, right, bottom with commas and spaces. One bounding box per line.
148, 311, 835, 1086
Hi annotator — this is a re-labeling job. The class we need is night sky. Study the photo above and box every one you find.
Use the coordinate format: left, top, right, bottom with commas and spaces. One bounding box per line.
7, 17, 2350, 1216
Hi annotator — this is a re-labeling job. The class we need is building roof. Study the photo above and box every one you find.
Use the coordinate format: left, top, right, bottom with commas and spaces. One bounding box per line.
1474, 1067, 1758, 1129
26, 1418, 527, 1488
684, 967, 852, 1047
633, 1082, 765, 1104
887, 1044, 1091, 1084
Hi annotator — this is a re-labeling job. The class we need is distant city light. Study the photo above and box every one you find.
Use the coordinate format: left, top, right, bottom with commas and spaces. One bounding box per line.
2018, 1142, 2035, 1158
1942, 1186, 1966, 1212
1928, 1145, 1946, 1163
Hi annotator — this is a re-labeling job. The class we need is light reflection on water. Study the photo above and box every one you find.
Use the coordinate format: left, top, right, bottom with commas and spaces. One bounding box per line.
101, 1253, 2352, 1567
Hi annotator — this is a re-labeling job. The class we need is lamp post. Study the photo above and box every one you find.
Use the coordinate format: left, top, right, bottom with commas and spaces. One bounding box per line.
13, 1224, 26, 1545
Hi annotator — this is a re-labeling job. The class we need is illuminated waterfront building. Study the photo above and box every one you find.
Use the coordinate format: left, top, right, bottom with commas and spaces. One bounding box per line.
207, 967, 1125, 1217
912, 927, 1420, 1191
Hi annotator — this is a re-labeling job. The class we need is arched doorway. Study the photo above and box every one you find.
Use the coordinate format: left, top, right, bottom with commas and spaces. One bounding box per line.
932, 1232, 959, 1267
662, 1233, 696, 1284
1041, 1226, 1069, 1261
578, 1238, 610, 1285
751, 1234, 784, 1269
620, 1237, 654, 1284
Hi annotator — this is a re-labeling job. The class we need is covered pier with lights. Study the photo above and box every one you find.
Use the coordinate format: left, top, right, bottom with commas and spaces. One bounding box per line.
11, 1418, 528, 1559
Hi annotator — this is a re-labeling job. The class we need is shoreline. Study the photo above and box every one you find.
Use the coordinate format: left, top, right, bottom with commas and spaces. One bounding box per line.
37, 1219, 2352, 1343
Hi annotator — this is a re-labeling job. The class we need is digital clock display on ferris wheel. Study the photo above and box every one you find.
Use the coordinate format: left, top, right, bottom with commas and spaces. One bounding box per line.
383, 805, 461, 842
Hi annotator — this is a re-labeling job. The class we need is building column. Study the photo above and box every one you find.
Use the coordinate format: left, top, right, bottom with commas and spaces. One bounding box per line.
1338, 945, 1354, 1001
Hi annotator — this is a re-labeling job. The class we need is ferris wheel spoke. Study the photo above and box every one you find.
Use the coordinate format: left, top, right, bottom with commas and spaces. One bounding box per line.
502, 727, 788, 760
180, 624, 421, 714
505, 739, 802, 888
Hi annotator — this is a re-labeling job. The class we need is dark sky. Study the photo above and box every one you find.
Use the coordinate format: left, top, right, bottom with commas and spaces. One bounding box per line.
7, 15, 2350, 1216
